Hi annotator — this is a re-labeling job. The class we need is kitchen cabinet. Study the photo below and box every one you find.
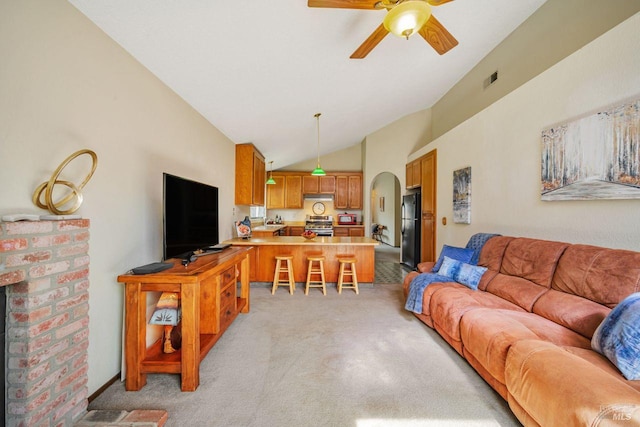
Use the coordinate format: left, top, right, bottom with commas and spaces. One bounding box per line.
335, 174, 362, 209
252, 225, 287, 237
420, 150, 437, 263
406, 159, 421, 189
268, 171, 361, 209
287, 226, 305, 236
266, 175, 285, 209
303, 175, 336, 194
235, 143, 265, 206
285, 175, 303, 208
266, 175, 302, 209
334, 225, 364, 237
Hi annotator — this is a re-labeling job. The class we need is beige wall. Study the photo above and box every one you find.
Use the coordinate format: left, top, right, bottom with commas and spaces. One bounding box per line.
431, 0, 640, 142
283, 142, 363, 172
410, 12, 640, 252
0, 0, 237, 394
363, 109, 432, 234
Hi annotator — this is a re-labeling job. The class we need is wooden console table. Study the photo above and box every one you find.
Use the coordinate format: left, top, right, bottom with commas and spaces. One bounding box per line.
117, 246, 252, 391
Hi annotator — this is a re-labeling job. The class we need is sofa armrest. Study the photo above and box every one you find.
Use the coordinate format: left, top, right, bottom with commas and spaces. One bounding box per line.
505, 339, 640, 426
417, 262, 435, 273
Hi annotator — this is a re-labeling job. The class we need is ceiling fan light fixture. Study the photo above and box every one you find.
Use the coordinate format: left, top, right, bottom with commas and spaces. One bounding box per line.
383, 1, 431, 40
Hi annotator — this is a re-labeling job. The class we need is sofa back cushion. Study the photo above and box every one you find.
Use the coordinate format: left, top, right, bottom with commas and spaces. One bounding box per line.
532, 244, 640, 338
500, 238, 569, 288
551, 244, 640, 307
478, 236, 513, 273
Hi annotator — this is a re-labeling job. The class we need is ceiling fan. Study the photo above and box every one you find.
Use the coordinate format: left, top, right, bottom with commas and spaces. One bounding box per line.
308, 0, 459, 59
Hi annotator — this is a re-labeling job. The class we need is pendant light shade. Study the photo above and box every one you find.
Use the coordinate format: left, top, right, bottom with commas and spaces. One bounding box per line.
311, 113, 326, 176
266, 161, 276, 185
383, 1, 431, 40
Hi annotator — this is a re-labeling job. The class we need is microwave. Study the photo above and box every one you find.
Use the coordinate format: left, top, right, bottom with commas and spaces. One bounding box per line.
337, 213, 357, 224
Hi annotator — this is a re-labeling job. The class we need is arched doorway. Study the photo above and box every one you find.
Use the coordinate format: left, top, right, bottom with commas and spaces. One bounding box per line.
370, 172, 401, 247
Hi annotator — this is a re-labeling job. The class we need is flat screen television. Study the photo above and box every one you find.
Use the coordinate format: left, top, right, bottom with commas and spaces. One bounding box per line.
163, 173, 219, 260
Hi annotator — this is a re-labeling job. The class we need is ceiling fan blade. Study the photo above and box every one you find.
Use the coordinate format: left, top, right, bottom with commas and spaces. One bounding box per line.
308, 0, 379, 9
419, 15, 458, 55
426, 0, 454, 5
350, 24, 389, 59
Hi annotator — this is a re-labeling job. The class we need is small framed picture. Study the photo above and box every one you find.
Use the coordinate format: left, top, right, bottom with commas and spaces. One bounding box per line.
379, 196, 385, 212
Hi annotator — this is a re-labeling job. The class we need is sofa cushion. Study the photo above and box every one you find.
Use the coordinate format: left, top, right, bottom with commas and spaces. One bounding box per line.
430, 288, 524, 354
562, 346, 640, 393
477, 236, 513, 274
505, 340, 640, 427
532, 289, 610, 339
500, 237, 568, 288
551, 245, 640, 308
485, 273, 548, 311
460, 309, 591, 386
432, 245, 474, 272
592, 292, 640, 380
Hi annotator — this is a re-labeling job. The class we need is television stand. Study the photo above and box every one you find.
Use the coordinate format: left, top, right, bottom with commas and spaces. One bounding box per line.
118, 246, 252, 391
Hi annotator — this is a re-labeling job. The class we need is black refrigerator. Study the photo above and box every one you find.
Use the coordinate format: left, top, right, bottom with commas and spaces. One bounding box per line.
401, 192, 421, 269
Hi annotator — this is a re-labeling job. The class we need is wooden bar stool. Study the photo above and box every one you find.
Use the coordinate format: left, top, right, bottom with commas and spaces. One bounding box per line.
305, 255, 326, 296
272, 255, 295, 295
337, 256, 358, 295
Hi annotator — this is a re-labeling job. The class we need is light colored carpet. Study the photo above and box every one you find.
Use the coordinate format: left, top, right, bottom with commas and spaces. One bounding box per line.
91, 285, 520, 426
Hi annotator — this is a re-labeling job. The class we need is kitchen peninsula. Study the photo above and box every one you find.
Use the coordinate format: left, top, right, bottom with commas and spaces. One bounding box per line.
224, 236, 378, 283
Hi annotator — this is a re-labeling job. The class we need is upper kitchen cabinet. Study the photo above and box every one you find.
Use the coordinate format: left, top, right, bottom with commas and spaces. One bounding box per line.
335, 173, 362, 210
406, 159, 421, 189
266, 174, 302, 209
235, 143, 266, 206
285, 175, 303, 209
303, 175, 336, 194
266, 175, 285, 209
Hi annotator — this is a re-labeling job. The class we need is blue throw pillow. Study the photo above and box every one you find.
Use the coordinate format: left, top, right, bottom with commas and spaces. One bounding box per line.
591, 292, 640, 380
438, 256, 462, 279
432, 245, 475, 273
454, 263, 487, 290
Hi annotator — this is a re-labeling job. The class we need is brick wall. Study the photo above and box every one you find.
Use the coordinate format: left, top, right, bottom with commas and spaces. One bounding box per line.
0, 219, 90, 427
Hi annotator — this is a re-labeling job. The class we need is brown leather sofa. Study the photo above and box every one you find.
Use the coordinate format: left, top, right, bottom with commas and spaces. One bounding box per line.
402, 236, 640, 426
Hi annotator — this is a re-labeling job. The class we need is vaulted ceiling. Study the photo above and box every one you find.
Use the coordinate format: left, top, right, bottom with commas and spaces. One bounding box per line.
68, 0, 547, 168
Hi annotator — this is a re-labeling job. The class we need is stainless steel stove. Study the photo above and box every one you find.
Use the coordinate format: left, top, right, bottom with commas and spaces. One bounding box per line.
305, 215, 334, 236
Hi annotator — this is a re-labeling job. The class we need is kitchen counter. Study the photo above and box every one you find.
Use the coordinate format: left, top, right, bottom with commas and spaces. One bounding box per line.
223, 236, 378, 283
225, 236, 376, 245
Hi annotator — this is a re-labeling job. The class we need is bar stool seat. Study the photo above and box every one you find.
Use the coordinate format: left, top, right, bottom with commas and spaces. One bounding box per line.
305, 255, 326, 295
272, 255, 295, 295
337, 256, 358, 295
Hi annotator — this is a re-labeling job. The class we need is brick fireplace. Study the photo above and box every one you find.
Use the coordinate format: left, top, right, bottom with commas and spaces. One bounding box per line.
0, 219, 90, 426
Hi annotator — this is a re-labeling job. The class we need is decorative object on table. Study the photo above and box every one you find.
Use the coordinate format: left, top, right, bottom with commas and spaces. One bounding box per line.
149, 292, 181, 353
541, 96, 640, 201
235, 216, 252, 238
301, 230, 317, 240
453, 166, 471, 224
32, 149, 98, 215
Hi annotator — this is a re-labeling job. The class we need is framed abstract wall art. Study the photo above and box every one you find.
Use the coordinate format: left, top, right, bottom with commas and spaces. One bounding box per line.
541, 97, 640, 200
453, 167, 471, 224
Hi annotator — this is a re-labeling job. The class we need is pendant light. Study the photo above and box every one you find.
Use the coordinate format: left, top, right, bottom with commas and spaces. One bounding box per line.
266, 161, 276, 185
311, 113, 326, 176
383, 1, 431, 40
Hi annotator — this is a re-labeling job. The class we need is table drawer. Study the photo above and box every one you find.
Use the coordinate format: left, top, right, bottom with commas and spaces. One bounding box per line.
220, 281, 236, 312
219, 300, 237, 332
220, 266, 236, 286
